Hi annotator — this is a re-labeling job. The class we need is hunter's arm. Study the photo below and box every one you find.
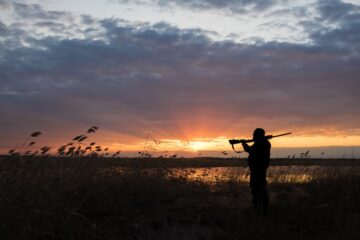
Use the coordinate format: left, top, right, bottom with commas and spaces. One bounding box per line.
242, 142, 252, 153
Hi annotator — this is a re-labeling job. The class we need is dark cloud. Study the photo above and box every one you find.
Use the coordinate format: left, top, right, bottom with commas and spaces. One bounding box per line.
0, 1, 360, 149
316, 0, 360, 23
0, 0, 11, 8
303, 0, 360, 53
12, 2, 72, 20
0, 20, 7, 36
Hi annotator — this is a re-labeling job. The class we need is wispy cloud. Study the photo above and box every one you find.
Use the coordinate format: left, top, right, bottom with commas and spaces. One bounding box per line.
113, 0, 281, 14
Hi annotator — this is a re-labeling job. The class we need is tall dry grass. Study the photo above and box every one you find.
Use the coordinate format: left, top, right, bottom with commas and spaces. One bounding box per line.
0, 156, 359, 240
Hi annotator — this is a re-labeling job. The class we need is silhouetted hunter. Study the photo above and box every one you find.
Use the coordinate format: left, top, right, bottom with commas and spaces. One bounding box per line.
229, 129, 291, 216
243, 128, 270, 216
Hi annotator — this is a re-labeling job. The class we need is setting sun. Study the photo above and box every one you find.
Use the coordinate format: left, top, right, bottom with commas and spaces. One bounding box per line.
188, 141, 212, 151
188, 141, 221, 151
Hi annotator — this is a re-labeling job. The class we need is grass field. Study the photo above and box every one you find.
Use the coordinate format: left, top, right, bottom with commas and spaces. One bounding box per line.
1, 156, 359, 240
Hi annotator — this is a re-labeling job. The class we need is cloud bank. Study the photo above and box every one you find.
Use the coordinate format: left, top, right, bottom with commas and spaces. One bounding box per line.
0, 0, 359, 149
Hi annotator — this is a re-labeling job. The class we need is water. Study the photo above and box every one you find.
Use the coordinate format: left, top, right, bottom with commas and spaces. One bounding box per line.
109, 165, 360, 184
167, 166, 360, 184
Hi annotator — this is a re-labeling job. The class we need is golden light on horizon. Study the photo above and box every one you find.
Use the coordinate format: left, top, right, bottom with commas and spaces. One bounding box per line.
188, 141, 214, 151
87, 133, 360, 152
1, 130, 359, 157
105, 134, 360, 153
270, 135, 360, 148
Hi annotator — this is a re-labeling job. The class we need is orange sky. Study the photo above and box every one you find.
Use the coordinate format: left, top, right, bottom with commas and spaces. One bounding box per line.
2, 128, 359, 157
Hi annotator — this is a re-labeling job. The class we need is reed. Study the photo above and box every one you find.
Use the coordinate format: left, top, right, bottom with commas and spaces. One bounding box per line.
0, 155, 359, 240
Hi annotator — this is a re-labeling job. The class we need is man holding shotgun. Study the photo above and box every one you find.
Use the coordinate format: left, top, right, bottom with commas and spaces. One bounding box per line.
229, 129, 291, 217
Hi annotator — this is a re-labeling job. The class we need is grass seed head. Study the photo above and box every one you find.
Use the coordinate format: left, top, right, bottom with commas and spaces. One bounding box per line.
87, 128, 95, 133
78, 136, 87, 142
73, 135, 84, 141
31, 131, 42, 137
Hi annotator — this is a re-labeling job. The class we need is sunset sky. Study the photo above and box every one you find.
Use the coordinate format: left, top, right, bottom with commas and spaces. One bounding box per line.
1, 0, 360, 157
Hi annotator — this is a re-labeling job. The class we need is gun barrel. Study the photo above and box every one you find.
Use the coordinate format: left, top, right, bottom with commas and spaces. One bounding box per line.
229, 132, 291, 145
229, 139, 252, 145
271, 132, 292, 138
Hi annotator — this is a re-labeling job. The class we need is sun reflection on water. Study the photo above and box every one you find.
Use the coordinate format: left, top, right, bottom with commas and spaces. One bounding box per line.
109, 166, 360, 184
167, 166, 359, 184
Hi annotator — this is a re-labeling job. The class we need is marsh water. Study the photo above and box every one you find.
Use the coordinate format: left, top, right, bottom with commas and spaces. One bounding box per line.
113, 165, 360, 184
167, 166, 354, 183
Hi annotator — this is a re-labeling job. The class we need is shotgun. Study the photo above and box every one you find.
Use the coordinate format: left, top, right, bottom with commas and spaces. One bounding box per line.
229, 132, 292, 145
229, 132, 291, 153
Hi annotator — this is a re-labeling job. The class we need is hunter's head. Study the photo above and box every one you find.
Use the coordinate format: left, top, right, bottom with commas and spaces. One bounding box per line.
253, 128, 265, 141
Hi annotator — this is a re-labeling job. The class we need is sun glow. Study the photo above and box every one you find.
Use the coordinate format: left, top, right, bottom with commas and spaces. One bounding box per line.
188, 141, 214, 151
